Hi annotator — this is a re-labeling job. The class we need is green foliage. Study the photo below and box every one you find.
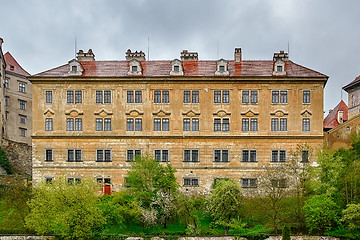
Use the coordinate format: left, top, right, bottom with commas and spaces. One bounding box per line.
207, 179, 243, 235
0, 147, 12, 174
341, 203, 360, 231
25, 178, 105, 240
126, 155, 179, 228
177, 194, 206, 235
303, 194, 340, 234
0, 177, 31, 233
282, 224, 291, 240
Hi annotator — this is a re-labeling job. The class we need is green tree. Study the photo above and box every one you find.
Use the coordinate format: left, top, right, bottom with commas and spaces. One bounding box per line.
207, 179, 243, 235
126, 155, 178, 228
0, 177, 31, 233
178, 194, 206, 235
341, 203, 360, 231
0, 147, 12, 174
303, 194, 340, 234
282, 224, 291, 240
25, 178, 105, 240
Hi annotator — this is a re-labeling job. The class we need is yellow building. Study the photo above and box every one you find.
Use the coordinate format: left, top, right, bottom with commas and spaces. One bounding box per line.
30, 48, 328, 193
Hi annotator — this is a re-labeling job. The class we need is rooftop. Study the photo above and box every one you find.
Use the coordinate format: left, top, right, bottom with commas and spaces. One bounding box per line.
4, 52, 30, 77
323, 100, 348, 129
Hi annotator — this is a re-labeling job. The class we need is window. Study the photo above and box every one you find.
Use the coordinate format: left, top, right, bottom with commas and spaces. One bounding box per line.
214, 90, 229, 103
45, 149, 53, 162
173, 65, 180, 72
5, 96, 9, 106
19, 115, 26, 124
96, 118, 103, 131
45, 118, 53, 131
95, 118, 111, 131
242, 118, 249, 132
214, 149, 229, 162
75, 90, 82, 103
183, 90, 199, 103
96, 177, 111, 185
280, 91, 287, 103
127, 118, 134, 131
127, 91, 134, 103
68, 178, 81, 185
183, 118, 199, 131
126, 149, 141, 162
154, 149, 169, 162
19, 100, 26, 110
242, 150, 257, 162
20, 128, 26, 137
183, 178, 199, 187
251, 90, 258, 104
302, 118, 310, 132
250, 118, 258, 131
135, 118, 142, 131
104, 118, 111, 131
272, 91, 279, 103
303, 90, 310, 104
135, 90, 142, 103
271, 179, 287, 188
214, 118, 229, 132
46, 91, 52, 104
71, 65, 77, 73
271, 118, 287, 131
66, 90, 82, 103
183, 149, 199, 162
96, 90, 111, 104
4, 78, 9, 88
277, 65, 283, 72
18, 82, 26, 93
45, 177, 54, 183
96, 149, 112, 162
153, 118, 169, 131
242, 178, 257, 188
271, 150, 286, 162
242, 90, 249, 103
67, 118, 81, 131
67, 90, 74, 103
67, 149, 82, 162
301, 150, 309, 163
131, 65, 137, 73
154, 90, 169, 103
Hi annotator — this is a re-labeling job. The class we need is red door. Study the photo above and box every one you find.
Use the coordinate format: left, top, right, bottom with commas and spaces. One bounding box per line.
104, 185, 111, 195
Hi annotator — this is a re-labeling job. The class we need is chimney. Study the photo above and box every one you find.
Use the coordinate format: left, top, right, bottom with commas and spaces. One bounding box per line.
273, 50, 288, 62
234, 48, 242, 63
125, 49, 146, 61
180, 50, 198, 61
77, 49, 95, 61
337, 110, 344, 124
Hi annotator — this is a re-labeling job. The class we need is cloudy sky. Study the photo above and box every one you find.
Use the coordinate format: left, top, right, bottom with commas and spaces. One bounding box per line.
1, 0, 359, 113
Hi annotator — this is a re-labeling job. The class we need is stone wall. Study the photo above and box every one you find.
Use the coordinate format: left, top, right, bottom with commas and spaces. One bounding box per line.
0, 236, 54, 240
1, 139, 31, 176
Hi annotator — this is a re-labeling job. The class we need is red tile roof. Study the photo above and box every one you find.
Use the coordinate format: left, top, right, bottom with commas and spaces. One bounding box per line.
33, 59, 327, 79
4, 52, 30, 77
343, 75, 360, 92
323, 100, 348, 129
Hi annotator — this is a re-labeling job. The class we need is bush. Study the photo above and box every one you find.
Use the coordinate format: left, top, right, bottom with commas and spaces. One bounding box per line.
0, 147, 12, 174
282, 224, 291, 240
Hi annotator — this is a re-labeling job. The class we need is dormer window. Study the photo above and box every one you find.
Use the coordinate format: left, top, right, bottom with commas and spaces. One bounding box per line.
215, 59, 229, 76
273, 51, 288, 76
170, 59, 184, 76
10, 65, 14, 71
68, 59, 83, 76
128, 59, 142, 75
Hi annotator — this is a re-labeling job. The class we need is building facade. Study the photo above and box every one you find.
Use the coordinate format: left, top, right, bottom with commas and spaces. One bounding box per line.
343, 75, 360, 119
30, 48, 328, 193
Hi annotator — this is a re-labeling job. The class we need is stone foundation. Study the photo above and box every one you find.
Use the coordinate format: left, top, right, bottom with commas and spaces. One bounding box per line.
1, 139, 31, 176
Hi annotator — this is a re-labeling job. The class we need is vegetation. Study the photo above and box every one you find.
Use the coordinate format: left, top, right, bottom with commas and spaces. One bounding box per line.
282, 224, 291, 240
2, 137, 360, 238
0, 146, 12, 174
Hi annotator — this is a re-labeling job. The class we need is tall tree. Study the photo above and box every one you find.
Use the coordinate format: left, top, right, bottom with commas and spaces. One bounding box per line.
207, 179, 243, 235
126, 155, 178, 228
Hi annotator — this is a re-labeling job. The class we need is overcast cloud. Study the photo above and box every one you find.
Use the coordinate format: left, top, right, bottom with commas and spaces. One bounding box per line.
1, 0, 359, 113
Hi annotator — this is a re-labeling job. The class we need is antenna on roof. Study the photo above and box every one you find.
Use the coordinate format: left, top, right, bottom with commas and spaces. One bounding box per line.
341, 83, 343, 101
74, 36, 77, 60
287, 40, 290, 57
147, 37, 150, 61
217, 40, 219, 59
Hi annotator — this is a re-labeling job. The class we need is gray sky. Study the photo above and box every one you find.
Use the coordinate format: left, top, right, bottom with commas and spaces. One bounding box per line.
1, 0, 359, 114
